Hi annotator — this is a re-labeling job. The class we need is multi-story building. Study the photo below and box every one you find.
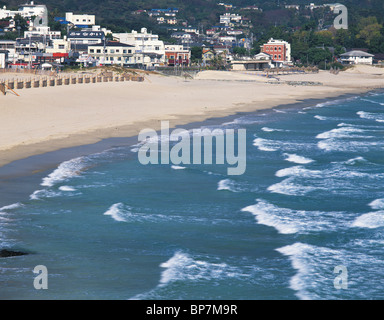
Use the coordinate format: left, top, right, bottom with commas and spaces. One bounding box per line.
113, 28, 165, 68
260, 38, 292, 66
164, 45, 190, 66
88, 42, 135, 66
65, 12, 96, 27
67, 30, 104, 53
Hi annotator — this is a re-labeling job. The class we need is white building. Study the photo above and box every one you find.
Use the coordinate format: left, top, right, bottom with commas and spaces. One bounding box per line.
65, 12, 96, 26
45, 37, 71, 54
0, 50, 7, 68
113, 28, 165, 68
0, 1, 47, 20
340, 50, 374, 65
88, 42, 135, 66
220, 13, 242, 26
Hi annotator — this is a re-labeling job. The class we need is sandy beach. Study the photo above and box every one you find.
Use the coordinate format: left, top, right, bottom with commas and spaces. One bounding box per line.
0, 65, 383, 168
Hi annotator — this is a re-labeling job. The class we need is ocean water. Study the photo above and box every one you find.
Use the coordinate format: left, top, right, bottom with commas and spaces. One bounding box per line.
1, 91, 384, 300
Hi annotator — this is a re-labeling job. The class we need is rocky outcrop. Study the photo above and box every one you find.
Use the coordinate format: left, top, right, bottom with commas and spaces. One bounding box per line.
0, 249, 28, 258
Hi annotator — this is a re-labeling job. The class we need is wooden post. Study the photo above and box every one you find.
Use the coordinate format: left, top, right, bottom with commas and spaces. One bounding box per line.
0, 83, 5, 95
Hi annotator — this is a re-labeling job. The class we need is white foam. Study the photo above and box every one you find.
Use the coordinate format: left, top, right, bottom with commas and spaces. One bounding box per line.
360, 98, 384, 106
253, 137, 279, 152
217, 179, 238, 192
59, 186, 76, 192
284, 153, 314, 164
314, 115, 328, 121
261, 127, 287, 132
41, 157, 89, 187
276, 243, 342, 300
275, 166, 322, 178
317, 138, 378, 152
304, 96, 358, 110
316, 126, 367, 140
352, 211, 384, 229
222, 117, 260, 126
30, 189, 61, 200
267, 177, 319, 196
103, 203, 128, 222
171, 165, 186, 170
0, 203, 23, 211
357, 111, 384, 123
242, 199, 346, 234
159, 251, 246, 286
345, 156, 367, 165
369, 198, 384, 210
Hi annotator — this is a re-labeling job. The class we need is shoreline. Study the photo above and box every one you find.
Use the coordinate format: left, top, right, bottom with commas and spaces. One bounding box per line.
1, 69, 383, 169
0, 87, 379, 208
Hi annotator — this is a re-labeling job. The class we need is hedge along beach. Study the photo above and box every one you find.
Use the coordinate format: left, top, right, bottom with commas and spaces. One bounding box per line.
1, 65, 384, 170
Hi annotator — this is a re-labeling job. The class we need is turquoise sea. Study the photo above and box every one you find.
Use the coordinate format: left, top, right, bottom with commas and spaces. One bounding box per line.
1, 91, 384, 300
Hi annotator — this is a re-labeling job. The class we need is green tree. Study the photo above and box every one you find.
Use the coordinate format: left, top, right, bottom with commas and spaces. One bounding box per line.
356, 16, 383, 47
191, 46, 202, 63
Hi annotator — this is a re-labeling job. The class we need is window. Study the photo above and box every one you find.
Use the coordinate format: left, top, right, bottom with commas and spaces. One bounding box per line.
155, 46, 160, 51
278, 47, 282, 51
128, 50, 132, 54
116, 49, 120, 53
58, 44, 65, 49
90, 49, 94, 53
123, 50, 127, 54
110, 57, 114, 61
110, 49, 115, 53
96, 49, 101, 53
274, 47, 277, 51
278, 54, 281, 59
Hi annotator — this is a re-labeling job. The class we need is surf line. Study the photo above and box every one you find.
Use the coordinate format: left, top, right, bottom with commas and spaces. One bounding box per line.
137, 121, 247, 176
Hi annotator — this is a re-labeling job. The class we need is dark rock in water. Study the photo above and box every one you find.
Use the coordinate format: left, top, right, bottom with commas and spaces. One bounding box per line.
0, 249, 28, 258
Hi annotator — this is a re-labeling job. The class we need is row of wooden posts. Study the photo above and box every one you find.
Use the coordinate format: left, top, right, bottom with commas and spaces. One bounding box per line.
0, 73, 145, 95
263, 67, 319, 76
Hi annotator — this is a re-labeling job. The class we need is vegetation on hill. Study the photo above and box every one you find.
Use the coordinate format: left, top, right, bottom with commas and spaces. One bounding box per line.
2, 0, 384, 67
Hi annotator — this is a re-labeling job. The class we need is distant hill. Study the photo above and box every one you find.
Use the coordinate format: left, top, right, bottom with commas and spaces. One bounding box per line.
3, 0, 384, 32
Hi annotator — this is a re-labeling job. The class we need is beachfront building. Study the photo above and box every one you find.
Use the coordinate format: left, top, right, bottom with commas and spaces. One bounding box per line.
65, 12, 96, 27
231, 52, 273, 71
45, 37, 71, 54
0, 40, 16, 62
164, 45, 191, 67
260, 38, 292, 67
0, 50, 7, 68
88, 42, 135, 66
113, 28, 166, 68
340, 50, 374, 65
67, 30, 105, 53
